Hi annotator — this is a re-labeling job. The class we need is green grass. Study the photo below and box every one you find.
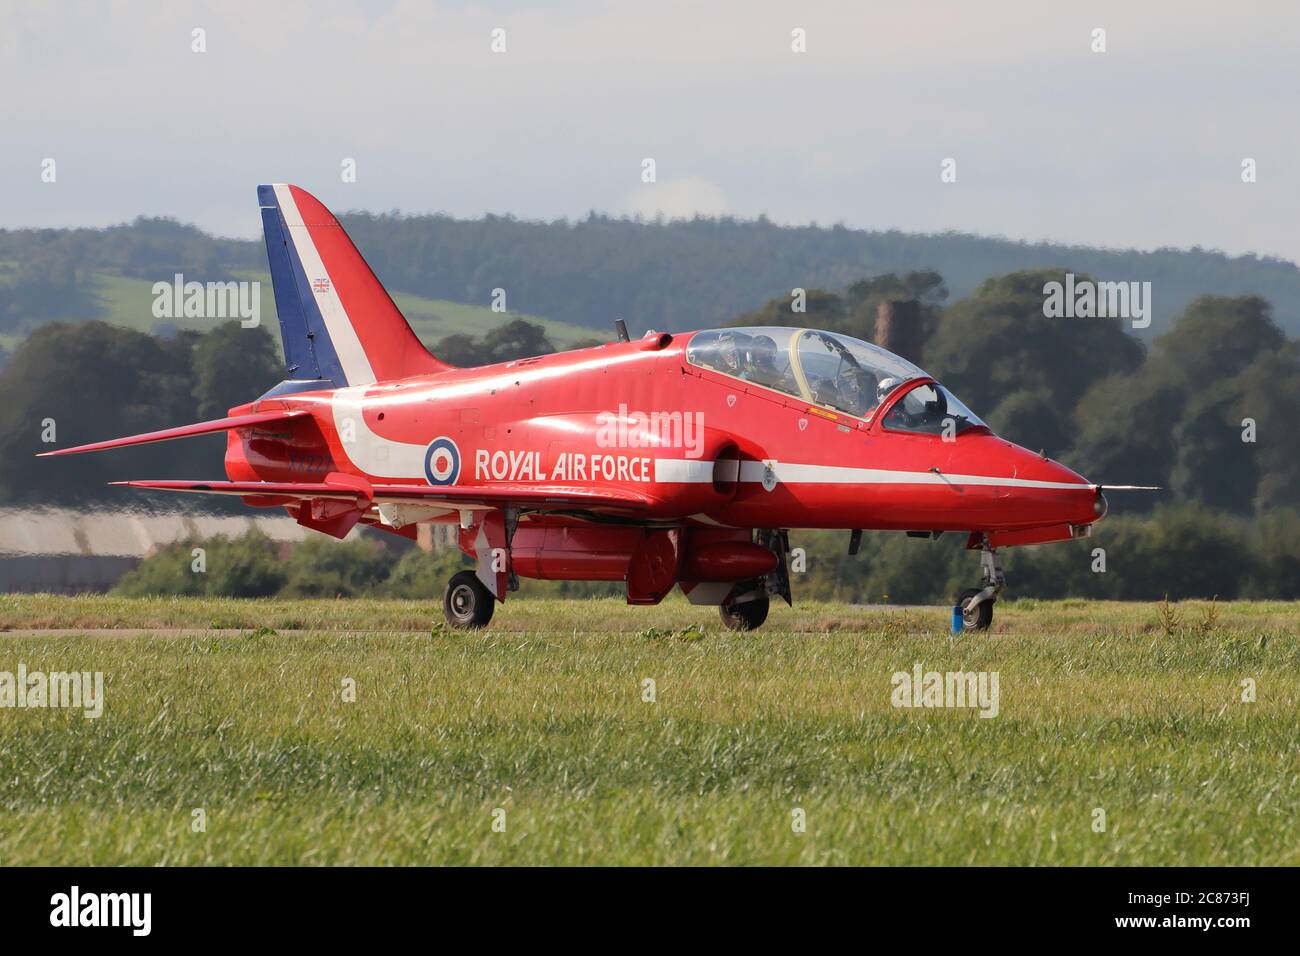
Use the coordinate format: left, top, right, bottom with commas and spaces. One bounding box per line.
0, 596, 1297, 865
89, 270, 596, 347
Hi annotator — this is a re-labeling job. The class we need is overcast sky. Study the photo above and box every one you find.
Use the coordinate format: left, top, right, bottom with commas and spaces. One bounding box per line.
2, 0, 1296, 263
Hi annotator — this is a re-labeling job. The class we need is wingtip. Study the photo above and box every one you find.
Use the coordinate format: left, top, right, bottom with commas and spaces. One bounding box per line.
35, 447, 83, 458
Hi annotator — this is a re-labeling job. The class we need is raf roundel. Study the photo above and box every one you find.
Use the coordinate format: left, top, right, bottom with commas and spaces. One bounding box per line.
423, 437, 461, 486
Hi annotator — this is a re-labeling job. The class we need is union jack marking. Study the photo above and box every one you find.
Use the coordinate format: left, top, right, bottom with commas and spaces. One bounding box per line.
312, 277, 331, 293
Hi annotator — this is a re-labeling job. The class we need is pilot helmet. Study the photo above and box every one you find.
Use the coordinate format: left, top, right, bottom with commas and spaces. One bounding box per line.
717, 331, 742, 372
747, 334, 778, 367
877, 377, 903, 402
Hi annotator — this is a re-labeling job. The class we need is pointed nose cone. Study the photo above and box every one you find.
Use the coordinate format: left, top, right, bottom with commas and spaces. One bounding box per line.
950, 434, 1101, 528
1011, 441, 1090, 485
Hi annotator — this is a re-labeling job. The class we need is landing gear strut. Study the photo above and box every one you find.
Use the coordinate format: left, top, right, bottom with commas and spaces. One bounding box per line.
955, 539, 1003, 631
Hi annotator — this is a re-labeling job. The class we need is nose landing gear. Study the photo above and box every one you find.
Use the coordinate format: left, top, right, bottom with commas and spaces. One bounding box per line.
955, 539, 1003, 631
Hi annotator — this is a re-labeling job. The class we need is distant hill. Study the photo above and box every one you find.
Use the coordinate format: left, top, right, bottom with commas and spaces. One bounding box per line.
86, 270, 592, 353
341, 213, 1300, 342
2, 213, 1298, 346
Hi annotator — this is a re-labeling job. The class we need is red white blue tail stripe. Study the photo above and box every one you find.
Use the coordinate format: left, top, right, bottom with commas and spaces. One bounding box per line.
257, 183, 448, 388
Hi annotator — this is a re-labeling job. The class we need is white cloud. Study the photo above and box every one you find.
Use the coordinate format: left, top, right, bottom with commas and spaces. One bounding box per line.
622, 177, 729, 220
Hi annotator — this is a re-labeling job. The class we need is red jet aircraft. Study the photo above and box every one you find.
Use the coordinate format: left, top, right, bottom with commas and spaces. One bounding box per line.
42, 184, 1147, 631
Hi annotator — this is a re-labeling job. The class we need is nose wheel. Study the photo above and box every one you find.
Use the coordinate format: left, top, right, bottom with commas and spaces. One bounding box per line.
955, 539, 1004, 632
955, 587, 994, 630
443, 570, 495, 629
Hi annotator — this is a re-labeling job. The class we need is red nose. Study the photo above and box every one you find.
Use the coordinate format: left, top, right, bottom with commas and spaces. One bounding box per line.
948, 435, 1099, 530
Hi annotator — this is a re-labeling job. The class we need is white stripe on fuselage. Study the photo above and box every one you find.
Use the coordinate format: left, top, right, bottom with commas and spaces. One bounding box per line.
653, 459, 716, 483
273, 184, 375, 387
659, 458, 1091, 491
330, 387, 427, 479
740, 459, 1088, 490
320, 409, 1092, 492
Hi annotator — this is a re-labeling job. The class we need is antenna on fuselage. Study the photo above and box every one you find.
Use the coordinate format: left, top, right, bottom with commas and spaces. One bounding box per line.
614, 318, 630, 342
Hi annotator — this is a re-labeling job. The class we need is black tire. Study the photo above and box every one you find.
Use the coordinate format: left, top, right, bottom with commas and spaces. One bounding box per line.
719, 595, 769, 631
443, 570, 495, 629
956, 587, 993, 631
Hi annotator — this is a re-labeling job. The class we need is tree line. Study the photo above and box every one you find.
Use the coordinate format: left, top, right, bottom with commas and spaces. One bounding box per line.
0, 317, 579, 506
4, 210, 1300, 340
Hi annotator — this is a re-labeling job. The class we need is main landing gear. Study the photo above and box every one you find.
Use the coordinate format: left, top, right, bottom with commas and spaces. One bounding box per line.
443, 570, 495, 629
719, 591, 770, 631
718, 533, 790, 632
955, 539, 1004, 632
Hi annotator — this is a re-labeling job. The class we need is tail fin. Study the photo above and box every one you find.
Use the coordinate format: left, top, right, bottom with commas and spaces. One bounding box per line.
257, 183, 452, 386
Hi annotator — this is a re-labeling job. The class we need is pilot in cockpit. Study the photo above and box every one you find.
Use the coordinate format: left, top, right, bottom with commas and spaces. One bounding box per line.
716, 330, 743, 376
742, 334, 788, 391
716, 330, 791, 393
815, 362, 876, 418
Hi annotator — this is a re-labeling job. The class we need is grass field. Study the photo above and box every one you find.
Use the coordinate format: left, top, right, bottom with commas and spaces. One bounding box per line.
1, 595, 1297, 865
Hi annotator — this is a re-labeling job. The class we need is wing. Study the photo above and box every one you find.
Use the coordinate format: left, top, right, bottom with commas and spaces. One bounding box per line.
111, 478, 652, 512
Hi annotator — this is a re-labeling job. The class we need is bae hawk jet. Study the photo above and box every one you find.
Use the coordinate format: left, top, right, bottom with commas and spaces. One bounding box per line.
42, 184, 1150, 631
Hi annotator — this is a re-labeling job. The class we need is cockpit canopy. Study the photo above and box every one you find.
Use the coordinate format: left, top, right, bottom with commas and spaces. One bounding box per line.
685, 326, 986, 435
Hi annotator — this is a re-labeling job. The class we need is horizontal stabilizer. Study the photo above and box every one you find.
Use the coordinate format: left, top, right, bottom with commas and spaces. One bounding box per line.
37, 410, 309, 457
